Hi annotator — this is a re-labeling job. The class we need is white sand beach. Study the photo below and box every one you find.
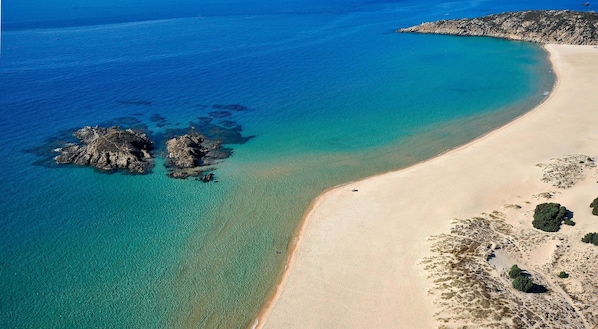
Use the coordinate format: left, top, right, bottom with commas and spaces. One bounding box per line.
256, 44, 598, 328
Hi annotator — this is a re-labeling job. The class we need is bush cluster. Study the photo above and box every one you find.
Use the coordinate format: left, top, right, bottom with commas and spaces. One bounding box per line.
512, 276, 534, 292
532, 203, 568, 232
590, 197, 598, 216
563, 219, 576, 226
581, 232, 598, 245
509, 264, 522, 279
558, 271, 569, 278
509, 264, 534, 292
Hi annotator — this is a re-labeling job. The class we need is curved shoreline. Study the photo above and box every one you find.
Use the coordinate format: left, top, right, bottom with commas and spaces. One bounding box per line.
254, 44, 598, 327
252, 47, 558, 329
251, 44, 559, 329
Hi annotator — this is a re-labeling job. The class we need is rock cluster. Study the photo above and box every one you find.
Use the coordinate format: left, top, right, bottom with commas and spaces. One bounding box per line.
55, 126, 153, 173
55, 125, 236, 181
398, 10, 598, 45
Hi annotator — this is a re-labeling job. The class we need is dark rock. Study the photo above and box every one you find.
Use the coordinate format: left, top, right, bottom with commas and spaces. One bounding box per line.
168, 171, 190, 179
55, 126, 154, 173
217, 120, 239, 128
397, 10, 598, 45
197, 117, 213, 124
150, 114, 169, 127
201, 173, 215, 182
150, 113, 167, 123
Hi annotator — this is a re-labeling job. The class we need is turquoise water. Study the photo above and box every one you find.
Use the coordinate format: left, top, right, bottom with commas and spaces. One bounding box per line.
0, 1, 567, 328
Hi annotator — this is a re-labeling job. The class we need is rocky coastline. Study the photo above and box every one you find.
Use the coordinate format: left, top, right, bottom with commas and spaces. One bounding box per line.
397, 10, 598, 45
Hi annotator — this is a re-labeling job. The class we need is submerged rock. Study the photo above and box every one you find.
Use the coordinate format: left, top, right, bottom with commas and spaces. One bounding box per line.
55, 126, 154, 173
208, 110, 232, 118
212, 104, 248, 111
150, 114, 169, 127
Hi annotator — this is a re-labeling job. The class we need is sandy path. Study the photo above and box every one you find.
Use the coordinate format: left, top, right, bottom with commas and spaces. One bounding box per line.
256, 44, 598, 328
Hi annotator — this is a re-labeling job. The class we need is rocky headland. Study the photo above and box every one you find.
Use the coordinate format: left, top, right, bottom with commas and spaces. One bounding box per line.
55, 126, 154, 174
398, 10, 598, 45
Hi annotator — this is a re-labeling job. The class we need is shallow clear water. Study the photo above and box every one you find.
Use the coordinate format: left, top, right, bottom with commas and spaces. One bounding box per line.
0, 0, 577, 327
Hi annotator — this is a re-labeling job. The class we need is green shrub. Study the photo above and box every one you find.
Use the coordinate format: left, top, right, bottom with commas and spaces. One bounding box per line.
512, 276, 534, 292
591, 198, 598, 216
581, 232, 598, 245
563, 219, 576, 226
532, 202, 568, 232
509, 264, 522, 279
558, 271, 569, 278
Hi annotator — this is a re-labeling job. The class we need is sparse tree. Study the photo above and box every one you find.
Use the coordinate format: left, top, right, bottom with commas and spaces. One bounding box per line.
512, 276, 534, 292
509, 264, 522, 279
581, 232, 598, 245
558, 271, 569, 278
532, 202, 569, 232
590, 197, 598, 216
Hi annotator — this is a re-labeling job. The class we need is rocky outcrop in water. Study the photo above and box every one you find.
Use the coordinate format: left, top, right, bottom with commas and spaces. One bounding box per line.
397, 10, 598, 45
43, 105, 254, 181
165, 133, 229, 180
55, 126, 154, 173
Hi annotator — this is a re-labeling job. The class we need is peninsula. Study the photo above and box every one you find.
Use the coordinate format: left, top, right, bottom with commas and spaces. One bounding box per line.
398, 10, 598, 45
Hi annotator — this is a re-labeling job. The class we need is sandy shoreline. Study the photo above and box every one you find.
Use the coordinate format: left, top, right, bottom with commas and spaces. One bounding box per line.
255, 44, 598, 328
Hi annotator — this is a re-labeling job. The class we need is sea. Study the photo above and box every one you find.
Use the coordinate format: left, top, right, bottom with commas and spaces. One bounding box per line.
0, 0, 586, 328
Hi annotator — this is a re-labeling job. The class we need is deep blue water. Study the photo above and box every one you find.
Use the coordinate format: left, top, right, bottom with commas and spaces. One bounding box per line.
0, 0, 586, 328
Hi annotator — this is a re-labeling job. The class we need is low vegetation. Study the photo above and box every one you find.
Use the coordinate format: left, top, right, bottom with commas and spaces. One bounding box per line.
513, 276, 534, 292
590, 197, 598, 216
509, 264, 522, 279
558, 271, 569, 279
509, 264, 535, 293
581, 232, 598, 245
532, 202, 569, 232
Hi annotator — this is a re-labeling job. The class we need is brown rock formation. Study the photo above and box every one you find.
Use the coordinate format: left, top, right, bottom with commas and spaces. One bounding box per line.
165, 133, 228, 180
55, 126, 154, 173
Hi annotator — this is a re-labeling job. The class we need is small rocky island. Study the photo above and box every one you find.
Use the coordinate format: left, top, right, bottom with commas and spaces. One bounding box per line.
55, 126, 154, 174
165, 133, 229, 181
398, 10, 598, 45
